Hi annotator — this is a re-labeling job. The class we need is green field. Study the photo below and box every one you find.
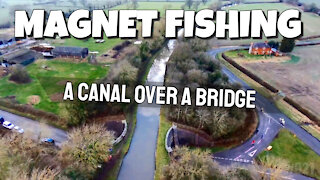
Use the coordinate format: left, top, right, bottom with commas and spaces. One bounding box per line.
228, 3, 320, 37
257, 129, 320, 179
0, 60, 109, 114
300, 0, 320, 6
211, 3, 320, 46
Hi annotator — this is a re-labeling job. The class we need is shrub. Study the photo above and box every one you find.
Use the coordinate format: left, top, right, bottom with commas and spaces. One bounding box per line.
9, 65, 31, 84
280, 38, 295, 53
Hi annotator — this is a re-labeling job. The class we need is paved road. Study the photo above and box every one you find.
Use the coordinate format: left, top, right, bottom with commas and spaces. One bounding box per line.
0, 109, 67, 146
208, 46, 320, 179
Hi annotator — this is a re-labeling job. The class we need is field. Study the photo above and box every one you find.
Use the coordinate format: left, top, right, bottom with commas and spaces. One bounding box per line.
238, 45, 320, 119
212, 3, 320, 46
0, 60, 109, 114
300, 0, 320, 6
257, 129, 320, 179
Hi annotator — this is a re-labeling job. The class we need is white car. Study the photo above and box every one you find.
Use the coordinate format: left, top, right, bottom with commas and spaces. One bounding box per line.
280, 118, 285, 126
3, 121, 14, 130
14, 126, 24, 134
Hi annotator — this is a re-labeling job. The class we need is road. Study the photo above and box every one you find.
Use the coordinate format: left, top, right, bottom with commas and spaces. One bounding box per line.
0, 109, 67, 146
208, 46, 320, 178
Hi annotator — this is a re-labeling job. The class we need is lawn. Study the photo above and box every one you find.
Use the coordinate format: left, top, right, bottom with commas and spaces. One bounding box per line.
155, 109, 171, 180
257, 129, 320, 179
0, 60, 109, 114
225, 50, 272, 60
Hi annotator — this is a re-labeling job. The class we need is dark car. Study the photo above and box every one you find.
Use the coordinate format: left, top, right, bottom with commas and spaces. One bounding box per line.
0, 117, 4, 124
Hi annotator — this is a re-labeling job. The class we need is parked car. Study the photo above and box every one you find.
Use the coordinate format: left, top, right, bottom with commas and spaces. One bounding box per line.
41, 138, 55, 145
2, 121, 14, 130
13, 126, 24, 134
0, 117, 4, 124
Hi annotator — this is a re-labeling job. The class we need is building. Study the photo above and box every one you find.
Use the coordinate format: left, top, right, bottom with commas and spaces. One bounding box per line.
2, 49, 39, 66
249, 42, 272, 55
52, 46, 89, 58
0, 37, 18, 49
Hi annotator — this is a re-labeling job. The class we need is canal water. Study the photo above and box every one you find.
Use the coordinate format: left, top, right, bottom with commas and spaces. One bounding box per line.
117, 33, 181, 180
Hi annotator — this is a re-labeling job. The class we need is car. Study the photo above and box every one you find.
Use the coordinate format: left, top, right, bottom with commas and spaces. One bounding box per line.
41, 138, 55, 145
2, 121, 14, 130
280, 118, 285, 126
0, 117, 4, 124
13, 126, 24, 134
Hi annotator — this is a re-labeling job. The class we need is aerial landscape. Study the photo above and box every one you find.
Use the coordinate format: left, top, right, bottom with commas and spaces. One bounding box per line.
0, 0, 319, 180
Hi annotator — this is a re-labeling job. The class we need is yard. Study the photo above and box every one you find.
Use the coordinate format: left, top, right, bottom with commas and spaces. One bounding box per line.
257, 129, 320, 179
0, 60, 109, 114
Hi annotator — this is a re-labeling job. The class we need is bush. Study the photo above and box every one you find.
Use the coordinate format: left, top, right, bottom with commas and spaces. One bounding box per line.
9, 65, 31, 84
280, 38, 295, 53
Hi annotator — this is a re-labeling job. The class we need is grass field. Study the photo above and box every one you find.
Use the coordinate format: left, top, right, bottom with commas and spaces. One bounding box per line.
300, 0, 320, 6
241, 45, 320, 119
257, 129, 320, 179
0, 60, 109, 114
212, 3, 320, 46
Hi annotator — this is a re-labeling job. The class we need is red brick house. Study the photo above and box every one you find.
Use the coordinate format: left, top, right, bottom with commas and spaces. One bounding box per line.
249, 42, 272, 55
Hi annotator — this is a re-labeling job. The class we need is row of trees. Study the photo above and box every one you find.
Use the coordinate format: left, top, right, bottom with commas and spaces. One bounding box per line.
0, 123, 114, 179
165, 39, 247, 139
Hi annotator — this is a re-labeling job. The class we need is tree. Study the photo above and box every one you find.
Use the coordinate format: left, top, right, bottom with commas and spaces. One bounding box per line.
185, 0, 193, 9
201, 0, 208, 5
162, 147, 223, 180
60, 123, 114, 173
9, 65, 31, 84
193, 1, 201, 11
268, 40, 279, 49
61, 101, 89, 127
139, 41, 150, 61
279, 38, 295, 52
131, 0, 138, 9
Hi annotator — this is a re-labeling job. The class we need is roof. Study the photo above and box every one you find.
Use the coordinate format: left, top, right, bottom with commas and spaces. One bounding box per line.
252, 42, 270, 49
52, 46, 88, 54
4, 49, 38, 64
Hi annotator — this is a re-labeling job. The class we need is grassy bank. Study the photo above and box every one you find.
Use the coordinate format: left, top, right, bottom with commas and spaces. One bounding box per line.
257, 129, 320, 179
155, 109, 171, 180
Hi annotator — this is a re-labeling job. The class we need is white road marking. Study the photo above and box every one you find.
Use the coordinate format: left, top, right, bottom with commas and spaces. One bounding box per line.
248, 149, 257, 157
245, 146, 255, 153
265, 127, 269, 135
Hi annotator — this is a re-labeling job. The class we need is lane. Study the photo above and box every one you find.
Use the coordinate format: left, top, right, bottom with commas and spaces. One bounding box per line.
0, 109, 67, 146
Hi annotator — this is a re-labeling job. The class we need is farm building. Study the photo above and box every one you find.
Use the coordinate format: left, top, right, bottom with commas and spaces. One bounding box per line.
52, 46, 89, 58
2, 49, 40, 66
249, 42, 272, 55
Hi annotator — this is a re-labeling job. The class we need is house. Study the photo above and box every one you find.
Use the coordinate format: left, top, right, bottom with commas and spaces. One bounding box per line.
249, 42, 272, 55
2, 49, 39, 66
52, 46, 89, 58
